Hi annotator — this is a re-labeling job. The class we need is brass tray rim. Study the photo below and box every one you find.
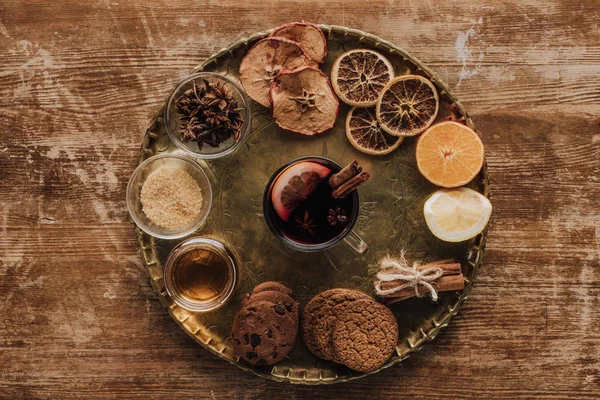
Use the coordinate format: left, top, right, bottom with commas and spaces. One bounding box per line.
135, 24, 490, 385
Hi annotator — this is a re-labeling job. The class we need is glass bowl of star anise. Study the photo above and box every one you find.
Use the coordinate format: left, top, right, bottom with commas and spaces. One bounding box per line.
164, 72, 251, 159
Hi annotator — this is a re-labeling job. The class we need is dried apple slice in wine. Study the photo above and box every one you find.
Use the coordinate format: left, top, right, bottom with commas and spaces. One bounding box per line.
271, 161, 332, 221
270, 66, 339, 135
269, 22, 328, 63
239, 37, 315, 108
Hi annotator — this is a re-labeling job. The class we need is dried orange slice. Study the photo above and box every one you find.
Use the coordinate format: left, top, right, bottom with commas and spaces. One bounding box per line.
376, 75, 439, 137
416, 121, 484, 188
345, 107, 402, 155
331, 49, 394, 107
424, 187, 492, 242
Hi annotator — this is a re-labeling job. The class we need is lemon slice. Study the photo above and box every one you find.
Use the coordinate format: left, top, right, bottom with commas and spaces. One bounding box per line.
424, 187, 492, 242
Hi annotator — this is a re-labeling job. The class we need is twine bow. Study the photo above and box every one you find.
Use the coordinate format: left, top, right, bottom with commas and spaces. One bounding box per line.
375, 252, 444, 301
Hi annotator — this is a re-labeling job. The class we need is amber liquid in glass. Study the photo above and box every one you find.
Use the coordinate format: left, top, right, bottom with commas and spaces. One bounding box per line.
173, 248, 230, 302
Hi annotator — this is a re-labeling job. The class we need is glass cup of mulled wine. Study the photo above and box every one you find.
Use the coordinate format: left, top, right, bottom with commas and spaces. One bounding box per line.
263, 156, 368, 254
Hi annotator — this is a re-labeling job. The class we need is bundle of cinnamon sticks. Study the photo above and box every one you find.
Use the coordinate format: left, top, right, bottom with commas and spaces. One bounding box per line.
376, 259, 465, 304
329, 160, 370, 198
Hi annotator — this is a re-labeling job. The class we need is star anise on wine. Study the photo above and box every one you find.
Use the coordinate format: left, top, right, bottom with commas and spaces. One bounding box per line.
294, 210, 318, 236
175, 79, 245, 151
327, 207, 348, 227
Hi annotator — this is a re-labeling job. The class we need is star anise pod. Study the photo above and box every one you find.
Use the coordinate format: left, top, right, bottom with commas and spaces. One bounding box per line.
175, 78, 244, 150
294, 210, 318, 236
327, 207, 348, 227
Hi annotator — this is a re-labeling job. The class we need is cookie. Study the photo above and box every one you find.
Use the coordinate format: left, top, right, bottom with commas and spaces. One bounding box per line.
243, 290, 299, 324
252, 281, 292, 296
301, 289, 370, 360
231, 300, 297, 365
331, 299, 398, 372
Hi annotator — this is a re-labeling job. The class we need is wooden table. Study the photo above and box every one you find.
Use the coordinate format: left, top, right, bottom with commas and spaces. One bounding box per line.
1, 1, 599, 398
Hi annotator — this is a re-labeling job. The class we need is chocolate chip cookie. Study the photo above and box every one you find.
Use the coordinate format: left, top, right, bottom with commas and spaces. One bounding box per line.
232, 281, 298, 366
242, 290, 299, 323
252, 281, 292, 296
331, 298, 398, 372
301, 288, 370, 360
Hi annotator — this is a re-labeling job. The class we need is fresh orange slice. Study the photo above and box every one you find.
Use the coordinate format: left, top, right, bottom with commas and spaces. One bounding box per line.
416, 121, 484, 188
376, 75, 439, 137
271, 161, 331, 221
345, 107, 402, 155
331, 49, 394, 107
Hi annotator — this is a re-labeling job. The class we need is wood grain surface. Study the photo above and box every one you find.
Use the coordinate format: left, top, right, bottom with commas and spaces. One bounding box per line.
1, 0, 599, 398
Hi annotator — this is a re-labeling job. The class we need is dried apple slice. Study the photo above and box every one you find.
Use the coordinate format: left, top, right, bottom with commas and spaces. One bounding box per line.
269, 22, 327, 63
239, 37, 315, 108
270, 66, 339, 135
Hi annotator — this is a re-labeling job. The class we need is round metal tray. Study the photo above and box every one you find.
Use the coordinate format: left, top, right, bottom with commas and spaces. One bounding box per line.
135, 24, 489, 384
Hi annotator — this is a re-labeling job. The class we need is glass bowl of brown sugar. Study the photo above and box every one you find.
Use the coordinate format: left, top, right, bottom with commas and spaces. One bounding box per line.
126, 154, 212, 239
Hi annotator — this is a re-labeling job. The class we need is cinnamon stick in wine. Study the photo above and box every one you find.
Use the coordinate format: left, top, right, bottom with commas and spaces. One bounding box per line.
329, 160, 361, 189
331, 172, 371, 199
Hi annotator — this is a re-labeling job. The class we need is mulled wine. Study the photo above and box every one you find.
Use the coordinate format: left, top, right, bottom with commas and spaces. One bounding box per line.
263, 157, 359, 251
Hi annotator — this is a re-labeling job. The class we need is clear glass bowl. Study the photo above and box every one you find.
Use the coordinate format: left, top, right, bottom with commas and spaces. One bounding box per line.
126, 154, 212, 239
163, 237, 238, 312
164, 72, 251, 159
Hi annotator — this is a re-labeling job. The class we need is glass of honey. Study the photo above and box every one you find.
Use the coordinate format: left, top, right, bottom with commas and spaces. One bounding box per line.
163, 237, 237, 312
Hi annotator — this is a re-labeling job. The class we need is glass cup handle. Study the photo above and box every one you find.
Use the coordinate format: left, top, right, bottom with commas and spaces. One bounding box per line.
343, 230, 369, 254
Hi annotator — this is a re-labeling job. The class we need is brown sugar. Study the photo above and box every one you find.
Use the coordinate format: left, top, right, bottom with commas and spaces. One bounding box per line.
140, 167, 203, 228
